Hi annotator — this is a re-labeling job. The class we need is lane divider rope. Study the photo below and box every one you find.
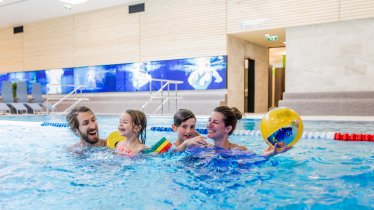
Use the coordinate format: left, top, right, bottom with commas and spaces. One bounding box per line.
150, 127, 374, 142
39, 122, 374, 142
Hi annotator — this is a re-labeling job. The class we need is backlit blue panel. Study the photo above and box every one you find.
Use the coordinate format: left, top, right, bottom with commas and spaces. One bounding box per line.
0, 55, 227, 94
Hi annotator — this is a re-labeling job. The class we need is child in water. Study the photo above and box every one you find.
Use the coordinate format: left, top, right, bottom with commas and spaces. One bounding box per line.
116, 109, 148, 157
172, 109, 209, 152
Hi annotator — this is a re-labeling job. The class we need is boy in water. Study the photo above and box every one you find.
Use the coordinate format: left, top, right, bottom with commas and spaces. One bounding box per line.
172, 109, 208, 152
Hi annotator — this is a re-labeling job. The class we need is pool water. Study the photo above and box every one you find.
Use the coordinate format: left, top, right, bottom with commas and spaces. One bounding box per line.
0, 115, 373, 209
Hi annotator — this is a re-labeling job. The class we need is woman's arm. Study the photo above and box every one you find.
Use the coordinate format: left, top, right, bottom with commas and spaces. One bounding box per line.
262, 142, 292, 157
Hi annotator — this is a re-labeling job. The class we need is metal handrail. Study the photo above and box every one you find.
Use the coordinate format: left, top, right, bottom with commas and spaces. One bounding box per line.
46, 84, 89, 113
142, 78, 183, 114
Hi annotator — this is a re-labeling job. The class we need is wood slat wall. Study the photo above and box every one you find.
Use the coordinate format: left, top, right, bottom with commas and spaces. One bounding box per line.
340, 0, 374, 20
23, 16, 75, 70
0, 28, 23, 72
227, 0, 340, 33
1, 0, 374, 73
74, 5, 140, 67
140, 0, 227, 61
227, 0, 374, 33
0, 0, 226, 72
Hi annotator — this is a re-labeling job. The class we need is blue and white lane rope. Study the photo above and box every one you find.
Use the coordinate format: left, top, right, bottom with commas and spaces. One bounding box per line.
40, 123, 374, 141
150, 126, 336, 140
39, 122, 336, 140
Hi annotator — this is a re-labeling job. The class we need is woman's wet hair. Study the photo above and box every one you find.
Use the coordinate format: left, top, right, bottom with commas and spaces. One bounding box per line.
173, 109, 196, 126
213, 106, 242, 135
125, 109, 147, 144
66, 105, 94, 136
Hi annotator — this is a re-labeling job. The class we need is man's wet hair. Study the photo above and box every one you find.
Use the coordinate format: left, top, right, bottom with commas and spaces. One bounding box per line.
66, 106, 94, 136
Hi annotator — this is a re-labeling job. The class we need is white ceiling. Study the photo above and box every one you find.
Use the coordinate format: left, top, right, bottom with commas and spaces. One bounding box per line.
0, 0, 139, 28
231, 28, 286, 48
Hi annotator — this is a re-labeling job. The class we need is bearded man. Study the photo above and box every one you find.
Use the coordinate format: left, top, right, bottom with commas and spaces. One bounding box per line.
66, 106, 106, 147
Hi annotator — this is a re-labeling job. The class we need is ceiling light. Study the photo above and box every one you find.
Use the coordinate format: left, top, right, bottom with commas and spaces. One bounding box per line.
60, 0, 88, 5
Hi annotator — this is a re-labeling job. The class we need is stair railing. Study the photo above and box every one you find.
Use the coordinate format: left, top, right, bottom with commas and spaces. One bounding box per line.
142, 78, 183, 114
46, 84, 89, 114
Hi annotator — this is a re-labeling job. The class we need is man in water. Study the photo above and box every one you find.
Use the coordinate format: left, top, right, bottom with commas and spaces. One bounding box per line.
66, 106, 106, 147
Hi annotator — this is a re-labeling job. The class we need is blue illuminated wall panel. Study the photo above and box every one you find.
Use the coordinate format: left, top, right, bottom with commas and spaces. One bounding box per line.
0, 73, 9, 94
0, 55, 227, 95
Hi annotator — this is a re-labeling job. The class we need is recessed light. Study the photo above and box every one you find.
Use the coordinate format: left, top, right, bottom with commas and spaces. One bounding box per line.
60, 0, 88, 5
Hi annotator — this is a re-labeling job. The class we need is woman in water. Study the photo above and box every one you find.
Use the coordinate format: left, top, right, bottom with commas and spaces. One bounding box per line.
180, 106, 289, 156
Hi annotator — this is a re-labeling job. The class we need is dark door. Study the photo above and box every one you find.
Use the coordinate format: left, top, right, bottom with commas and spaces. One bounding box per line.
244, 58, 255, 113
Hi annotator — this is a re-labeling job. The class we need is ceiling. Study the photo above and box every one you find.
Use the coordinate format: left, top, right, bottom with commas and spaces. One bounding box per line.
231, 28, 286, 48
0, 0, 285, 48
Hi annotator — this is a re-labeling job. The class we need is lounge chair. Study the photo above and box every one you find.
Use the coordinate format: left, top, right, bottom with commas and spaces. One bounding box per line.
16, 81, 43, 114
0, 102, 10, 114
1, 81, 28, 114
30, 82, 53, 113
0, 83, 11, 114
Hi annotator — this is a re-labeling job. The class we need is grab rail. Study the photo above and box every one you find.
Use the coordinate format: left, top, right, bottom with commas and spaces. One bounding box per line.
46, 84, 89, 114
142, 78, 183, 114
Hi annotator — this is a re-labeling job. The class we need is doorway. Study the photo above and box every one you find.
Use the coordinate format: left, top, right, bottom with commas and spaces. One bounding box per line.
268, 47, 286, 109
269, 67, 285, 108
244, 58, 255, 113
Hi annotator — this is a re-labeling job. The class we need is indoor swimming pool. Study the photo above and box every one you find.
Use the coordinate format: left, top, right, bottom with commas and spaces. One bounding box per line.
0, 115, 373, 209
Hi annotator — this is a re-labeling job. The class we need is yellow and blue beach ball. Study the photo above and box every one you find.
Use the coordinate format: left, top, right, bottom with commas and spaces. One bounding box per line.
260, 107, 303, 147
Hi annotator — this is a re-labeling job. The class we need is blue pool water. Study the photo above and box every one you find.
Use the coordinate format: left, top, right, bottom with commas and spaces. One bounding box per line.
0, 115, 373, 210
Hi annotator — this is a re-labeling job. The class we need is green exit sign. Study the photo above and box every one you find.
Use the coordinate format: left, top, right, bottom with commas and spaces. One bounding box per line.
267, 36, 278, 42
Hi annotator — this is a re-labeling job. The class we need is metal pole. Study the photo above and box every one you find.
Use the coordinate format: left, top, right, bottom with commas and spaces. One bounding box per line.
149, 79, 152, 95
175, 83, 178, 112
167, 83, 170, 113
161, 81, 163, 114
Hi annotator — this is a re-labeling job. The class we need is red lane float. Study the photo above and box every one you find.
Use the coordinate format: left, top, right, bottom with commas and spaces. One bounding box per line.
334, 132, 374, 142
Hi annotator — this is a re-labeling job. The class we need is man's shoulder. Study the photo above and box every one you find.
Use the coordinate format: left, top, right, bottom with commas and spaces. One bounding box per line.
69, 139, 107, 148
98, 139, 107, 147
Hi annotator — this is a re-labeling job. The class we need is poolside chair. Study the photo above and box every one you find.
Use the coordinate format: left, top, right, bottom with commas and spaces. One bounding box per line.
16, 81, 43, 114
1, 81, 28, 114
30, 82, 53, 113
0, 102, 10, 114
0, 83, 11, 114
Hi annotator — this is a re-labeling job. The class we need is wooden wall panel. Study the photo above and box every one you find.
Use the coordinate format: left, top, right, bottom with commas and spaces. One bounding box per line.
2, 0, 374, 73
140, 0, 226, 61
227, 0, 340, 33
23, 16, 75, 70
74, 5, 140, 66
340, 0, 374, 20
0, 28, 24, 72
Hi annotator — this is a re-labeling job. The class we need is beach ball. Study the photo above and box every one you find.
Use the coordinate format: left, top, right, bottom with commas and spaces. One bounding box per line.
260, 107, 303, 147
